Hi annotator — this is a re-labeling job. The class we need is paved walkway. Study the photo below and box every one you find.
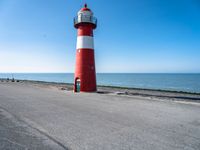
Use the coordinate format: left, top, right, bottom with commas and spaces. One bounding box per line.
0, 82, 200, 150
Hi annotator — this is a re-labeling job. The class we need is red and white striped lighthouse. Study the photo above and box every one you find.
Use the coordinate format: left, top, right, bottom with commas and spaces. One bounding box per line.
73, 4, 97, 92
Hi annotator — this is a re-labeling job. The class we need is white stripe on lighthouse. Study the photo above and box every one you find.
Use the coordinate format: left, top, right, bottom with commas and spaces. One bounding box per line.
76, 36, 94, 49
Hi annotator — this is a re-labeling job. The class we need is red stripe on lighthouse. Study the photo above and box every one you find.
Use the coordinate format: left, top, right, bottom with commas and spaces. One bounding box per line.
78, 24, 94, 36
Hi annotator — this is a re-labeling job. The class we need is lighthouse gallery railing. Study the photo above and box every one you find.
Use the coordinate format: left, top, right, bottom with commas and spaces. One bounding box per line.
74, 15, 97, 26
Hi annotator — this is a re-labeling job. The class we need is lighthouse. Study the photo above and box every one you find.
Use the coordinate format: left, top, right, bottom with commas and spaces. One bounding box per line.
73, 4, 97, 92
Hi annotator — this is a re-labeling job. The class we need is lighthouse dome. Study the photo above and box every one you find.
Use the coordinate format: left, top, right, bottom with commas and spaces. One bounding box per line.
78, 4, 93, 16
80, 4, 92, 12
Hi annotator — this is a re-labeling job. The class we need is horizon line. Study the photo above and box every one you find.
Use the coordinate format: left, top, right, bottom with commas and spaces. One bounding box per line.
0, 72, 200, 74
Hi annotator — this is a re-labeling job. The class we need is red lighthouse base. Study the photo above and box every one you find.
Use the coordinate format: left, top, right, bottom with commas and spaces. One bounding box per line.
74, 49, 97, 92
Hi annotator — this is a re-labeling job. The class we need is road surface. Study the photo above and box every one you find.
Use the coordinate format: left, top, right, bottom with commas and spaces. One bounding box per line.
0, 82, 200, 150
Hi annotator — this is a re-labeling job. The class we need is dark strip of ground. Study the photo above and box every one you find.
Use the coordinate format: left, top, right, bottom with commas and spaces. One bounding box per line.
1, 78, 200, 102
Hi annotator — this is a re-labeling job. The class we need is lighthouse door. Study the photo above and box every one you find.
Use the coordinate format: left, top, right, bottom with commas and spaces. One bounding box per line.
76, 79, 81, 92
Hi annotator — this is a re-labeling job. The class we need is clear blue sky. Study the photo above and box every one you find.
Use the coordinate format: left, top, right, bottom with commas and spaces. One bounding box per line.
0, 0, 200, 73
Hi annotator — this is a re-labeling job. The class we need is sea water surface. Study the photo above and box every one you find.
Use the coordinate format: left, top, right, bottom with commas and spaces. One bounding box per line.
0, 73, 200, 93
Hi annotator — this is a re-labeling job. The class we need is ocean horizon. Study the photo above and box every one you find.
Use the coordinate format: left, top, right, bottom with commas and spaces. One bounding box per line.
0, 73, 200, 94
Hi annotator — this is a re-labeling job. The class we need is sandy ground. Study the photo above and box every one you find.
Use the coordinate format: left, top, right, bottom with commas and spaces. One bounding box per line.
0, 81, 200, 150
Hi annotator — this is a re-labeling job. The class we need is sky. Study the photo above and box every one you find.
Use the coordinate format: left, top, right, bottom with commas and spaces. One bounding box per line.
0, 0, 200, 73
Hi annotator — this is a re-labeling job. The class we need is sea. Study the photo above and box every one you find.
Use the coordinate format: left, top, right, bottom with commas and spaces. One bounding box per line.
0, 73, 200, 93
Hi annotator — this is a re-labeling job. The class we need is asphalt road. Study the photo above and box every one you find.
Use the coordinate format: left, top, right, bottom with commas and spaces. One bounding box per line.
0, 82, 200, 150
